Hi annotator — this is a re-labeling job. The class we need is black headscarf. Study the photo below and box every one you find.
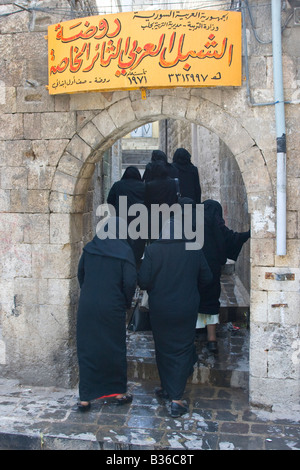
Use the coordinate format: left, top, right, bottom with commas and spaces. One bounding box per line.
83, 217, 136, 266
151, 160, 168, 179
121, 166, 142, 181
151, 149, 168, 163
203, 200, 250, 264
173, 148, 191, 166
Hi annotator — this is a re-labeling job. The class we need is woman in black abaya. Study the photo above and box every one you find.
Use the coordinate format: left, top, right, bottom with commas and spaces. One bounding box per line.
138, 217, 212, 418
172, 148, 201, 203
197, 200, 250, 352
144, 160, 179, 243
142, 149, 179, 182
76, 217, 137, 411
107, 166, 145, 264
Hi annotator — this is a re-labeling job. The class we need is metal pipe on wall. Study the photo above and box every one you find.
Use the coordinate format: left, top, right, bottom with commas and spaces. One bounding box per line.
272, 0, 287, 256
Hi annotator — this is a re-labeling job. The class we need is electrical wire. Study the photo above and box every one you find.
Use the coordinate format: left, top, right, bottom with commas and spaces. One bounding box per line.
0, 0, 296, 41
1, 1, 272, 18
243, 0, 294, 45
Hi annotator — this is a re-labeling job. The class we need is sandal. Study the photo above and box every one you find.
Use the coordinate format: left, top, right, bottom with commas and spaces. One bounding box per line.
77, 401, 91, 412
170, 401, 188, 418
111, 394, 133, 405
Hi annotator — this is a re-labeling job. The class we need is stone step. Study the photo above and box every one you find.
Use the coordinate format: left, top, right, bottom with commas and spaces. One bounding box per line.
126, 272, 250, 389
126, 323, 249, 390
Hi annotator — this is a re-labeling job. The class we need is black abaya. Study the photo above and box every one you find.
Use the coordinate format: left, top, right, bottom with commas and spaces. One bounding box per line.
107, 167, 146, 263
199, 200, 250, 315
138, 220, 212, 400
172, 148, 201, 203
76, 223, 137, 402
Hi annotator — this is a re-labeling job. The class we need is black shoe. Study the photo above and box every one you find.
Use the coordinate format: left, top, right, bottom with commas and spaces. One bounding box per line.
77, 401, 91, 412
170, 401, 188, 418
207, 341, 218, 353
155, 387, 169, 399
111, 394, 133, 406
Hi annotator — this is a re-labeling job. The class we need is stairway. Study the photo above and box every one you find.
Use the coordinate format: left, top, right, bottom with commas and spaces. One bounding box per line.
126, 271, 250, 390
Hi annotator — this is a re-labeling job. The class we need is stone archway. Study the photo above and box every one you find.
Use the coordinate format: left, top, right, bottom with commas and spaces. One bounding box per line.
51, 90, 274, 226
48, 89, 275, 395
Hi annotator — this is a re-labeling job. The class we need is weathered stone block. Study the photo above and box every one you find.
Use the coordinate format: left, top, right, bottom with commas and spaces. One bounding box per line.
23, 214, 50, 244
92, 109, 117, 138
31, 139, 69, 167
41, 112, 76, 139
249, 376, 300, 414
275, 240, 300, 267
249, 199, 275, 237
23, 113, 41, 140
16, 87, 54, 113
54, 94, 70, 112
1, 166, 28, 189
10, 189, 49, 213
49, 191, 86, 214
0, 86, 16, 114
65, 134, 92, 163
131, 95, 163, 121
268, 291, 300, 325
0, 213, 24, 244
0, 8, 28, 34
0, 189, 10, 211
286, 211, 299, 239
27, 163, 55, 190
1, 140, 34, 167
14, 278, 39, 305
249, 346, 268, 378
51, 171, 76, 196
50, 213, 83, 244
251, 266, 300, 292
0, 243, 32, 279
57, 153, 84, 178
70, 92, 109, 111
250, 290, 268, 323
0, 113, 23, 140
31, 244, 72, 279
251, 238, 275, 267
162, 95, 189, 119
78, 120, 104, 149
107, 98, 135, 130
38, 277, 79, 306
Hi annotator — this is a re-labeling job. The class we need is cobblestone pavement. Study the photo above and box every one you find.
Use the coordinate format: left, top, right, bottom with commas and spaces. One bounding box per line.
0, 274, 299, 451
0, 377, 299, 451
0, 326, 299, 451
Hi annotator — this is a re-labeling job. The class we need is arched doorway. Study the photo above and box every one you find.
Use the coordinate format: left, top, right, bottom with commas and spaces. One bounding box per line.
49, 89, 275, 392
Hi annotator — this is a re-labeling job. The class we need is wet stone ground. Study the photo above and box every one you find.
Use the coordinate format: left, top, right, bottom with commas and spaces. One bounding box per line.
0, 274, 299, 450
0, 324, 299, 451
0, 376, 299, 451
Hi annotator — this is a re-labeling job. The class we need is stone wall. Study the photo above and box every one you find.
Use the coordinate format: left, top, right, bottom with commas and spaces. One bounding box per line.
0, 1, 299, 415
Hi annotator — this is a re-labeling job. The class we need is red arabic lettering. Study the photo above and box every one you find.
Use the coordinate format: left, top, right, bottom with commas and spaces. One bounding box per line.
130, 34, 165, 70
160, 34, 190, 68
94, 19, 109, 39
50, 33, 233, 76
83, 44, 100, 72
118, 38, 139, 69
107, 18, 121, 38
50, 57, 69, 74
69, 43, 88, 73
159, 34, 229, 68
100, 38, 122, 67
55, 18, 121, 43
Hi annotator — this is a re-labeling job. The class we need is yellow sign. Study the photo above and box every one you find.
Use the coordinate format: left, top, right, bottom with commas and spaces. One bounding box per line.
47, 9, 242, 95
